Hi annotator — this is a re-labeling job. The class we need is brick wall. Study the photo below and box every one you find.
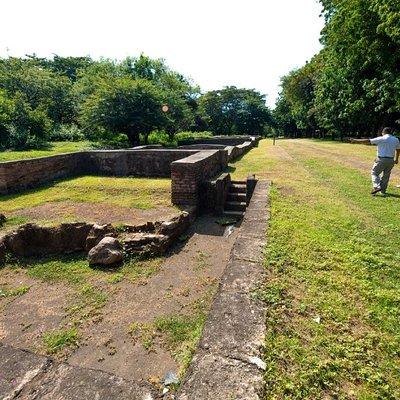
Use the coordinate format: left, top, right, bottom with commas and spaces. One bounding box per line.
171, 150, 228, 206
178, 135, 261, 147
85, 149, 197, 177
0, 139, 256, 209
0, 150, 198, 194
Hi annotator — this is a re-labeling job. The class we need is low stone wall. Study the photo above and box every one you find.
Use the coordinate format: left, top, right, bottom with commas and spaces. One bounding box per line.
85, 149, 197, 177
178, 144, 227, 150
171, 150, 228, 206
227, 141, 254, 162
0, 152, 84, 195
0, 208, 196, 263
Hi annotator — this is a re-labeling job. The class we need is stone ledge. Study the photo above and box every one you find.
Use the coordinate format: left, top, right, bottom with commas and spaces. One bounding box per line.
177, 352, 263, 400
177, 180, 270, 400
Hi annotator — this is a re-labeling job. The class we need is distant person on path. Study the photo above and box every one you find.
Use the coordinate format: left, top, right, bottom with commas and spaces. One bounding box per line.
350, 127, 400, 195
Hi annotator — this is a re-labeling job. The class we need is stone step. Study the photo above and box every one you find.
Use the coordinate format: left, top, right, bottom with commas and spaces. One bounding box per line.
222, 210, 245, 219
224, 201, 247, 212
229, 184, 247, 194
230, 180, 246, 185
227, 192, 247, 202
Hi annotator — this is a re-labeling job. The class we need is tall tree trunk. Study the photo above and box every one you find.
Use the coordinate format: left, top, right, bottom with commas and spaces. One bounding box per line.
127, 128, 140, 147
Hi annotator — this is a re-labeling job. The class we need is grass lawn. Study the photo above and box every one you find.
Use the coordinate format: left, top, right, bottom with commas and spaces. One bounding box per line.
0, 141, 92, 162
0, 175, 174, 228
231, 139, 400, 399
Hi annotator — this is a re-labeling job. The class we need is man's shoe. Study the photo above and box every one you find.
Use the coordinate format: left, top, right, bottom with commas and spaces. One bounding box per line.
371, 187, 381, 195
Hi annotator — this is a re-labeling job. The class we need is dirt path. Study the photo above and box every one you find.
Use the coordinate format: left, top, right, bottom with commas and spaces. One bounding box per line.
0, 215, 239, 386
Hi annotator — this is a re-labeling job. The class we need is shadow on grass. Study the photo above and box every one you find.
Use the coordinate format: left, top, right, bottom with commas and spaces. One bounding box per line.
383, 193, 400, 199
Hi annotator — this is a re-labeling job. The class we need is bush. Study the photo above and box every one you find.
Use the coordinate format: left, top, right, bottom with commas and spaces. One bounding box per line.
145, 131, 172, 146
175, 131, 213, 142
7, 96, 52, 149
49, 124, 84, 141
143, 130, 213, 147
91, 133, 130, 149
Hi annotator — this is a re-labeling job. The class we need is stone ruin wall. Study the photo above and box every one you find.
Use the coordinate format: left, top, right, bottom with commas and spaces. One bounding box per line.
0, 136, 259, 264
0, 136, 260, 207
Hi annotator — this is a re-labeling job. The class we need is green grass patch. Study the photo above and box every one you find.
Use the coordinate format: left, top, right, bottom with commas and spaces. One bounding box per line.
107, 273, 124, 284
128, 292, 212, 377
42, 327, 79, 354
0, 285, 30, 298
66, 284, 108, 322
154, 312, 206, 376
128, 321, 156, 351
0, 175, 172, 215
121, 257, 163, 283
23, 254, 95, 285
194, 251, 209, 271
231, 139, 400, 399
0, 141, 92, 162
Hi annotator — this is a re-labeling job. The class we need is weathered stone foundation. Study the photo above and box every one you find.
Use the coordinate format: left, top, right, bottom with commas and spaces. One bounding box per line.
0, 136, 260, 211
0, 207, 196, 264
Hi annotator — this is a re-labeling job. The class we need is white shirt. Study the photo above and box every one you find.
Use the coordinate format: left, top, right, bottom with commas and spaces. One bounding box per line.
370, 134, 400, 158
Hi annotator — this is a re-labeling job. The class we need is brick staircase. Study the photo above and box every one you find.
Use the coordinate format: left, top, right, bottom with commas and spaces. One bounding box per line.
223, 180, 247, 218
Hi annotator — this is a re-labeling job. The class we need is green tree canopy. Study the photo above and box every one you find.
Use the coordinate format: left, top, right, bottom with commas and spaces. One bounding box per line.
275, 0, 400, 138
79, 77, 165, 146
199, 87, 272, 135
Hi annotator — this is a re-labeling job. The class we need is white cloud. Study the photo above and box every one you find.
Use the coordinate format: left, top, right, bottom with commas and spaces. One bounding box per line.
0, 0, 324, 107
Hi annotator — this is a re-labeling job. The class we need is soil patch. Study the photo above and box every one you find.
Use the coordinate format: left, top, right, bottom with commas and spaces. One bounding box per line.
0, 270, 72, 351
8, 201, 180, 226
0, 215, 239, 387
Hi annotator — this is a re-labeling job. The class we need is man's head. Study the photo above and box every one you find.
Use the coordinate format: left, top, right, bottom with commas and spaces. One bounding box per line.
382, 127, 393, 135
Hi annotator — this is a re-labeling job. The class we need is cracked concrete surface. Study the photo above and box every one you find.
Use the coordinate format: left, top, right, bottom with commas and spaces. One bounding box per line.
0, 343, 156, 400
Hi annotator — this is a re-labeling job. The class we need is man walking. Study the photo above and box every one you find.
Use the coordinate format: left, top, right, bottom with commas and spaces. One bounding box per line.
351, 127, 400, 195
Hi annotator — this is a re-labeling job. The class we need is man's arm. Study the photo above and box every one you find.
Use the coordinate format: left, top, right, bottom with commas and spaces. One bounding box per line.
395, 149, 400, 164
350, 138, 372, 145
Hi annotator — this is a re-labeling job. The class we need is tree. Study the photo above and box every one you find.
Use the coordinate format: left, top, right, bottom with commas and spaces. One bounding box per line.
0, 57, 76, 126
80, 77, 165, 146
199, 87, 272, 135
47, 55, 93, 82
274, 56, 322, 137
275, 0, 400, 138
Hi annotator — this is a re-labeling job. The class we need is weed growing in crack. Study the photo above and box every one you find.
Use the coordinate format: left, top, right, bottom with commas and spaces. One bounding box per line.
42, 327, 79, 354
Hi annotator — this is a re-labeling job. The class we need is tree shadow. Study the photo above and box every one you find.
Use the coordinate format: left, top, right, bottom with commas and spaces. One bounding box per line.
225, 165, 236, 174
383, 193, 400, 199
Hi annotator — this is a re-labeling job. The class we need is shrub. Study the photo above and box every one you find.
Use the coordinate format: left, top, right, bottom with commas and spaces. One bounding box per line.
175, 131, 213, 142
49, 124, 84, 141
141, 130, 213, 147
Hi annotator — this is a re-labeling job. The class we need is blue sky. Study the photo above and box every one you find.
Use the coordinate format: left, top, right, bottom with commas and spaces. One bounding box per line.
0, 0, 325, 107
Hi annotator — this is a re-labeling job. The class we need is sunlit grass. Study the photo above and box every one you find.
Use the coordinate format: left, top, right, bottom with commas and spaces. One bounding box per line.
0, 175, 172, 214
0, 141, 92, 162
231, 139, 400, 399
42, 328, 79, 354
